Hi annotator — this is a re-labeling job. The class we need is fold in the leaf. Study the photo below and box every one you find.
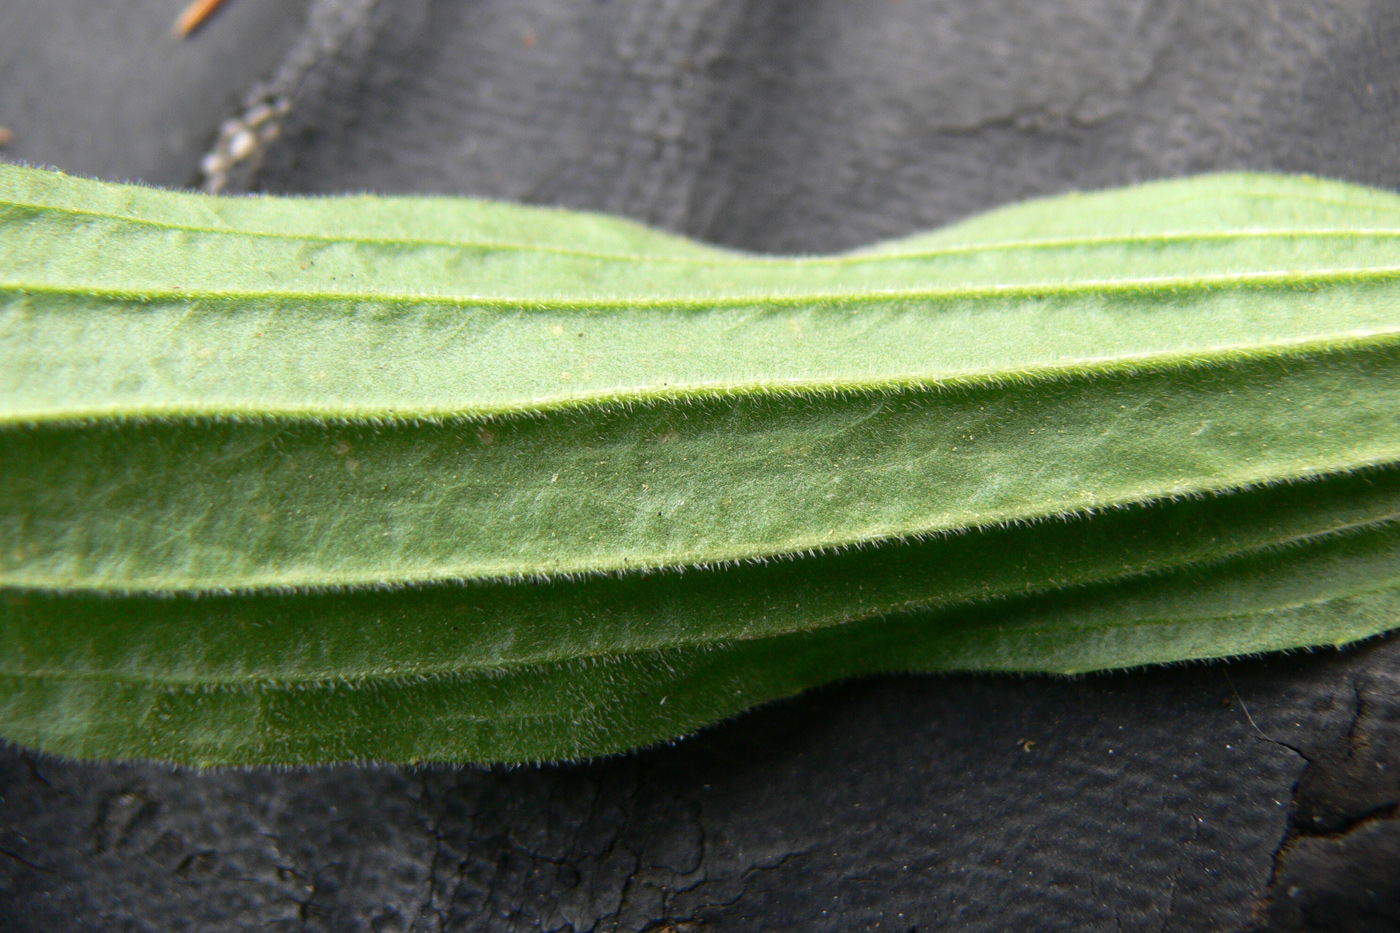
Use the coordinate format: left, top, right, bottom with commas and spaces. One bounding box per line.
2, 500, 1396, 764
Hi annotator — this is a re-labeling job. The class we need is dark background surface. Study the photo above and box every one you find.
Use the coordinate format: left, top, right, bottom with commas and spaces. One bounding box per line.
2, 1, 1399, 930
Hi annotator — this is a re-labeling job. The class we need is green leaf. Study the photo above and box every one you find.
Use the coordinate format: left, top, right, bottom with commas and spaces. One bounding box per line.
1, 164, 1398, 764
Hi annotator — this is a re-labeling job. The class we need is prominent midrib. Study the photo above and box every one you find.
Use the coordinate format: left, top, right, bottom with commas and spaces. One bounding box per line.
8, 334, 1400, 591
10, 459, 1397, 704
6, 266, 1400, 308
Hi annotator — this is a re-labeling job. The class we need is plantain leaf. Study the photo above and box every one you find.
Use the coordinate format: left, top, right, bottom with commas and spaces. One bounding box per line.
1, 163, 1398, 764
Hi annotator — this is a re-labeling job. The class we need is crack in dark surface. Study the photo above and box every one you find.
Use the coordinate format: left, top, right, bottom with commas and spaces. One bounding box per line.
412, 798, 449, 933
0, 845, 54, 875
1250, 654, 1400, 932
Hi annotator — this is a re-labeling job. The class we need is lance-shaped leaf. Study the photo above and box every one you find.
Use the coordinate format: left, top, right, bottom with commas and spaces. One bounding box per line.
0, 164, 1397, 764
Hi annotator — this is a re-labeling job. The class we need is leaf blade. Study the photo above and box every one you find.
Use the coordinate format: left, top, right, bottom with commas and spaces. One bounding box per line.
2, 165, 1398, 764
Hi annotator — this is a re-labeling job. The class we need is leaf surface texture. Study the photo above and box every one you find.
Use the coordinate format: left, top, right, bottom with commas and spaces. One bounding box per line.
1, 165, 1398, 764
